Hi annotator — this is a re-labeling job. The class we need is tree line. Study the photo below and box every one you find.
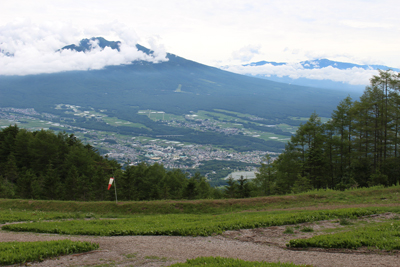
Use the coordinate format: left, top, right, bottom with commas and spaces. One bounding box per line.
0, 126, 221, 200
253, 70, 400, 195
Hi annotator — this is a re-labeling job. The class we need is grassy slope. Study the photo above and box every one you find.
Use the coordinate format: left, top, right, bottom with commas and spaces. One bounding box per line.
1, 185, 399, 216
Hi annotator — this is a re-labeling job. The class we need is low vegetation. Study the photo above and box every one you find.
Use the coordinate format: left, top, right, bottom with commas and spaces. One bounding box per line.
0, 210, 91, 224
1, 188, 400, 266
3, 207, 399, 237
288, 220, 400, 250
1, 184, 400, 215
0, 240, 98, 266
169, 257, 311, 267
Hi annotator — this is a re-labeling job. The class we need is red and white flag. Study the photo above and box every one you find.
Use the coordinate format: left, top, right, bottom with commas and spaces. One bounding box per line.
108, 177, 114, 190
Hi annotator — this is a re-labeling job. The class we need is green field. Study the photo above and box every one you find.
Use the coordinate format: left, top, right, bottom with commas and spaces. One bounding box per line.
102, 116, 149, 129
138, 110, 184, 121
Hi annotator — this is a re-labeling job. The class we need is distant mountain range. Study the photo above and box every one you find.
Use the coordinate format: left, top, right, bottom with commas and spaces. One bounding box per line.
246, 59, 399, 71
223, 59, 399, 92
0, 37, 363, 152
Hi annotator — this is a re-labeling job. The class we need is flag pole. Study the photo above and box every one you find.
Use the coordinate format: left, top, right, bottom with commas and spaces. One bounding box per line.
111, 168, 118, 204
114, 175, 118, 204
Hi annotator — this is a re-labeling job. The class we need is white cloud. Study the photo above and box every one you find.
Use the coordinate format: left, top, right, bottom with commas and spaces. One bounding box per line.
223, 63, 379, 85
232, 45, 261, 62
340, 20, 394, 29
0, 20, 168, 76
1, 0, 400, 74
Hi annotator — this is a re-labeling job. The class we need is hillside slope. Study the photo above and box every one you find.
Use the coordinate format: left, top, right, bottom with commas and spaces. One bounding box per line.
0, 39, 357, 119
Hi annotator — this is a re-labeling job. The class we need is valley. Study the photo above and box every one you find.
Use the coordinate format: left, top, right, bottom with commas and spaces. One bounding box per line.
0, 105, 297, 184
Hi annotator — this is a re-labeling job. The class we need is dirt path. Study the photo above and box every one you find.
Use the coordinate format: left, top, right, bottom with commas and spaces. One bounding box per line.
1, 214, 400, 267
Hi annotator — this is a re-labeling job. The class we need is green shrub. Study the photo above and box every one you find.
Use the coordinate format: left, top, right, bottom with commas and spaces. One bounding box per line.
300, 226, 314, 232
0, 240, 99, 266
339, 218, 352, 225
283, 227, 294, 234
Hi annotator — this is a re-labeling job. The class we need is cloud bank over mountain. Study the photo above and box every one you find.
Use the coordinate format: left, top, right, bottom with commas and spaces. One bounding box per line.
223, 63, 376, 85
222, 59, 399, 87
0, 21, 168, 76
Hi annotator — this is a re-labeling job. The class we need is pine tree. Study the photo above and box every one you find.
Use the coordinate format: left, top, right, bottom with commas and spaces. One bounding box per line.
254, 154, 275, 196
224, 176, 237, 198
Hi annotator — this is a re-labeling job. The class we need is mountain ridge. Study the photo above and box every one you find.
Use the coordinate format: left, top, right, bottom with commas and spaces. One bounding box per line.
245, 58, 400, 71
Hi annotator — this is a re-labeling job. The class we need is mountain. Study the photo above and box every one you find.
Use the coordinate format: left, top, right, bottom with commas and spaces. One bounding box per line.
0, 38, 362, 151
246, 59, 400, 71
60, 37, 122, 52
234, 59, 400, 92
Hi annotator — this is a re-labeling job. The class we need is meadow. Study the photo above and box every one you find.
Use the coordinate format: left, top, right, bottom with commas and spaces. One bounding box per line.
1, 185, 400, 266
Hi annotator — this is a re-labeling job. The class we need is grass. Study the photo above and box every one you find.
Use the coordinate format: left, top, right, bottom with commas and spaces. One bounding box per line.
169, 257, 312, 267
0, 209, 90, 224
0, 240, 98, 266
284, 226, 294, 234
300, 226, 314, 232
3, 207, 399, 237
2, 186, 400, 265
124, 253, 137, 259
339, 218, 353, 225
1, 185, 399, 216
288, 220, 400, 250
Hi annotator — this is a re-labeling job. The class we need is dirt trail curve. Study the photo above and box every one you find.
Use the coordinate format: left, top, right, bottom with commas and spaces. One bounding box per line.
1, 228, 400, 267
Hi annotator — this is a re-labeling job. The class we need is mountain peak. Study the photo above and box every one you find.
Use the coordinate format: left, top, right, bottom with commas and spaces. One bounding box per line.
61, 37, 121, 52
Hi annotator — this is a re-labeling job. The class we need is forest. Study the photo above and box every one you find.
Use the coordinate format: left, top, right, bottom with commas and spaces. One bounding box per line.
0, 126, 221, 200
258, 70, 400, 195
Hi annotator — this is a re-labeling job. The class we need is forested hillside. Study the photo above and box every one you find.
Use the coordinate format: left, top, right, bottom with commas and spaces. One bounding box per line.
0, 126, 220, 200
262, 70, 400, 194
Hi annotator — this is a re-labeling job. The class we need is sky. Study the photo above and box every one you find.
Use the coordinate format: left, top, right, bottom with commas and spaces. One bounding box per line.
1, 0, 399, 84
